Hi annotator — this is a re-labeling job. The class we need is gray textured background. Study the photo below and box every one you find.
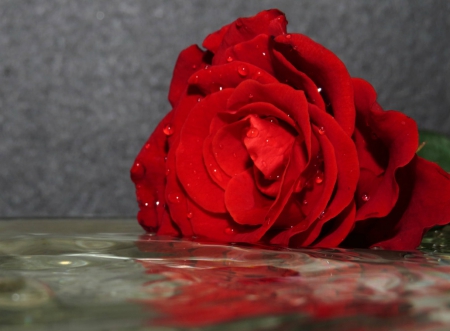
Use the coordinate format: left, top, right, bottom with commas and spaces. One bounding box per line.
1, 0, 449, 218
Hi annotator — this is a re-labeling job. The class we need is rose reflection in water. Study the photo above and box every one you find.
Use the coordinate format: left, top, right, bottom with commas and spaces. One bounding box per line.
134, 235, 450, 329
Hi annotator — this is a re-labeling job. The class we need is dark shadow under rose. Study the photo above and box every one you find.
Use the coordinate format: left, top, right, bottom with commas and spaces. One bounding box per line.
131, 9, 450, 250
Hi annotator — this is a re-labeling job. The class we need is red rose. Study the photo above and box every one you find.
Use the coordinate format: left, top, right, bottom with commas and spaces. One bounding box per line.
131, 9, 450, 249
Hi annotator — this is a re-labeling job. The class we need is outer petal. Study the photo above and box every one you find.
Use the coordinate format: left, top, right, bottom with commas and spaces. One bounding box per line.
219, 34, 274, 75
345, 156, 450, 250
168, 45, 209, 108
188, 62, 277, 96
352, 78, 418, 221
274, 33, 355, 136
164, 137, 194, 236
375, 157, 450, 249
202, 23, 231, 54
211, 9, 287, 64
272, 48, 326, 111
132, 111, 172, 232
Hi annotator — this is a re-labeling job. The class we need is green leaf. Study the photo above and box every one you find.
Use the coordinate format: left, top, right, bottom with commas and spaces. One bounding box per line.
417, 131, 450, 172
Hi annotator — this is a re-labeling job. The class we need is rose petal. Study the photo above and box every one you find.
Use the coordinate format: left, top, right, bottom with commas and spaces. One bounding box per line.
243, 115, 296, 179
352, 78, 418, 221
227, 81, 311, 160
272, 48, 326, 110
176, 90, 234, 213
203, 24, 232, 54
272, 131, 338, 246
188, 62, 277, 96
375, 157, 450, 249
211, 120, 252, 177
202, 134, 231, 189
211, 9, 287, 63
307, 103, 359, 223
345, 156, 450, 250
225, 168, 273, 226
218, 34, 274, 74
188, 196, 253, 242
223, 102, 296, 128
164, 141, 194, 236
133, 111, 173, 232
312, 201, 356, 248
231, 141, 305, 243
168, 45, 209, 108
271, 197, 305, 230
274, 33, 355, 136
252, 167, 281, 197
156, 211, 180, 237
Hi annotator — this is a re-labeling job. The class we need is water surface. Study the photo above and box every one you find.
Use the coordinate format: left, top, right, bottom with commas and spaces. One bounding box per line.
1, 219, 450, 331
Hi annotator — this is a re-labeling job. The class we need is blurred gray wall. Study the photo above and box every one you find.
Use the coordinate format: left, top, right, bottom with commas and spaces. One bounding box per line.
1, 0, 449, 217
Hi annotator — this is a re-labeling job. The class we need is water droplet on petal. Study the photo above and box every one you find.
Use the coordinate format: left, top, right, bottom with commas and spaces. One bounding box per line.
165, 168, 170, 176
261, 161, 267, 167
168, 193, 181, 204
286, 34, 291, 39
192, 64, 197, 69
212, 168, 222, 181
225, 227, 234, 235
131, 162, 146, 181
248, 93, 254, 100
302, 199, 308, 205
265, 216, 271, 225
318, 127, 325, 135
145, 143, 150, 149
361, 193, 370, 202
193, 75, 199, 83
237, 65, 248, 77
197, 97, 202, 102
155, 201, 160, 206
163, 124, 174, 136
187, 211, 193, 219
315, 173, 324, 184
318, 210, 326, 219
227, 56, 233, 62
246, 127, 259, 138
267, 117, 278, 124
262, 52, 266, 56
317, 87, 322, 92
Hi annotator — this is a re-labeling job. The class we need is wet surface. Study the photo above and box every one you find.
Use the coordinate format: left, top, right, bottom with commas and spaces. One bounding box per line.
1, 219, 450, 330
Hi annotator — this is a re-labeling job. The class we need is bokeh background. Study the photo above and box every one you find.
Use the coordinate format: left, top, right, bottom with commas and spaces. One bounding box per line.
1, 0, 449, 218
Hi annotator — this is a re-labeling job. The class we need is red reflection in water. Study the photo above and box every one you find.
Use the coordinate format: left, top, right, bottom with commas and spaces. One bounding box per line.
134, 236, 450, 329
